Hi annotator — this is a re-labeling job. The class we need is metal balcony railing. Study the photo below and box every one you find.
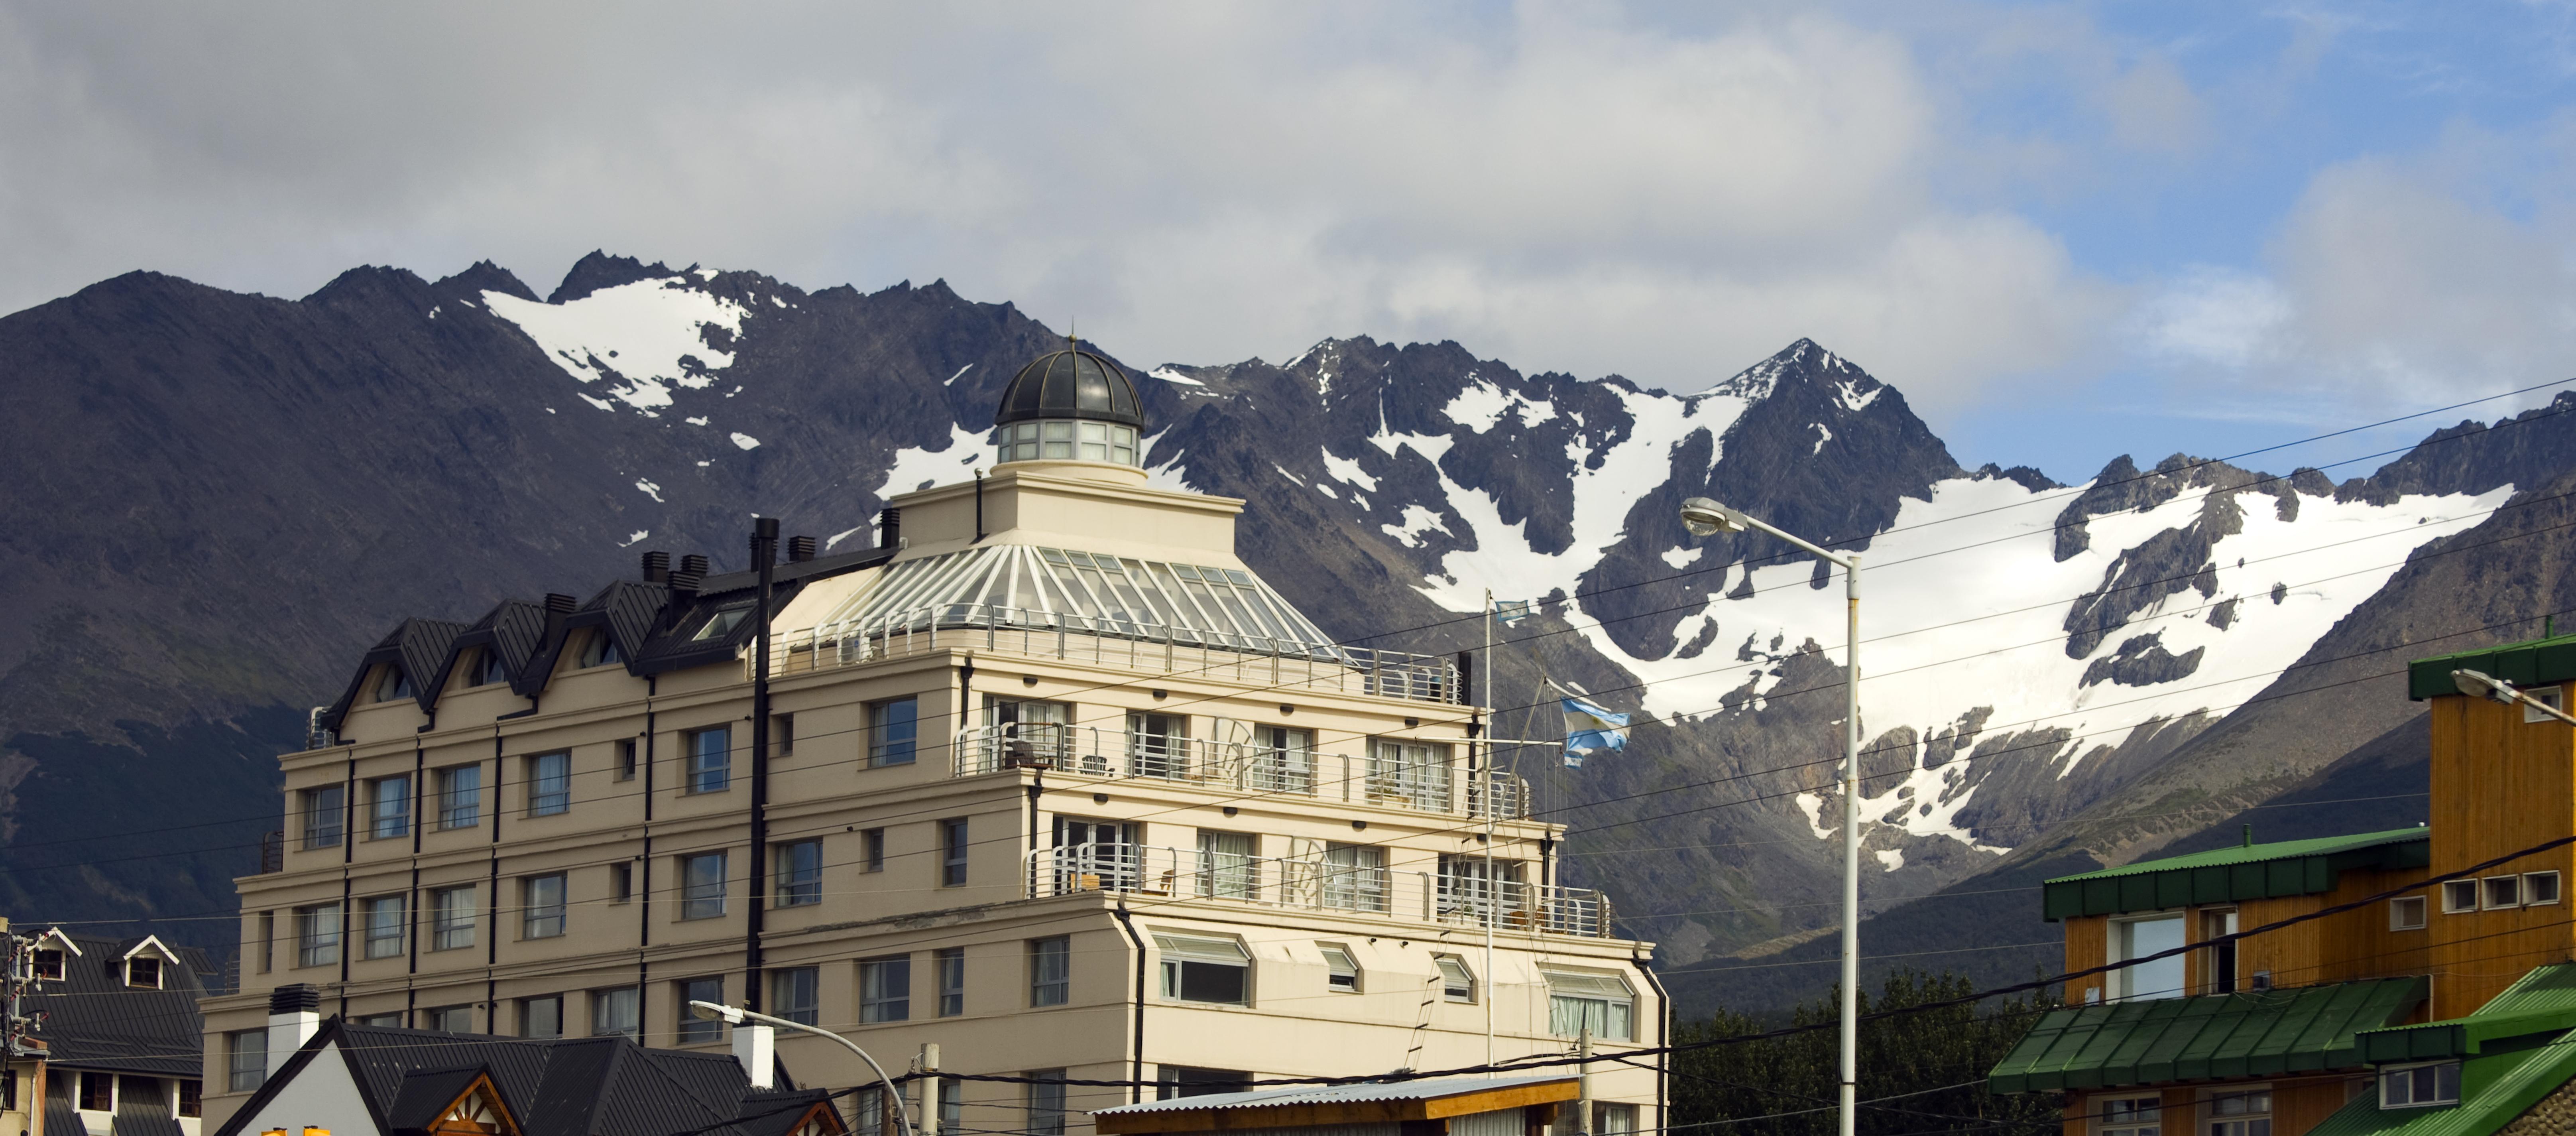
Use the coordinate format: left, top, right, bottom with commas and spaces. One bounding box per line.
952, 725, 1532, 821
1024, 843, 1614, 938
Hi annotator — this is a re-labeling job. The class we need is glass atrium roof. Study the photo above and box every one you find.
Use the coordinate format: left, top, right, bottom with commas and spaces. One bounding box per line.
815, 543, 1344, 657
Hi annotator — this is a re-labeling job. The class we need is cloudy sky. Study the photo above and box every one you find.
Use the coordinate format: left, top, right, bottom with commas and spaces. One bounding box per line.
6, 2, 2574, 478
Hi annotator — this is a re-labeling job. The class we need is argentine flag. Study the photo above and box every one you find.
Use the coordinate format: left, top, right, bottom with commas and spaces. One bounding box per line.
1561, 697, 1629, 768
1495, 599, 1533, 626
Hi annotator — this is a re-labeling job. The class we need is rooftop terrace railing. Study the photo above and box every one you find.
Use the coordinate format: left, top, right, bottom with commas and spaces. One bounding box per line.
951, 724, 1530, 820
1025, 842, 1615, 939
767, 604, 1463, 705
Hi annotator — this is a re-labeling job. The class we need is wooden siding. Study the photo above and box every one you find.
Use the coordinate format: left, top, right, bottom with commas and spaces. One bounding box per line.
2427, 690, 2576, 1017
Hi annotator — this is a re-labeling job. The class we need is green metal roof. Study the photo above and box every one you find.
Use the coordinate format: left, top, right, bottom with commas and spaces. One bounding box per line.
1988, 977, 2427, 1094
2409, 632, 2576, 701
2359, 966, 2576, 1063
2307, 967, 2576, 1136
2043, 829, 2431, 920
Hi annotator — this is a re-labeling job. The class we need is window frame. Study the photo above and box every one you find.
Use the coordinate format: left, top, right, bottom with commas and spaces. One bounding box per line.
295, 902, 344, 968
367, 774, 413, 840
300, 785, 347, 849
2389, 895, 2427, 931
1435, 955, 1476, 1003
775, 839, 823, 908
1029, 937, 1071, 1007
2526, 684, 2566, 723
863, 828, 886, 872
1320, 944, 1360, 993
521, 994, 564, 1038
2108, 912, 2187, 1002
435, 763, 482, 830
612, 862, 634, 905
2485, 875, 2524, 910
1026, 1070, 1068, 1136
430, 885, 478, 951
226, 1031, 268, 1093
676, 977, 726, 1043
870, 698, 920, 767
940, 818, 969, 887
523, 873, 568, 939
591, 986, 641, 1039
125, 956, 162, 989
861, 956, 914, 1024
2380, 1062, 2462, 1109
685, 726, 732, 794
937, 947, 967, 1017
1156, 933, 1251, 1006
178, 1079, 202, 1119
526, 751, 572, 817
2092, 1093, 2161, 1136
2202, 1087, 2272, 1136
362, 894, 407, 959
615, 738, 638, 782
1545, 971, 1637, 1042
2527, 871, 2562, 906
2443, 879, 2480, 914
772, 966, 821, 1026
680, 852, 729, 920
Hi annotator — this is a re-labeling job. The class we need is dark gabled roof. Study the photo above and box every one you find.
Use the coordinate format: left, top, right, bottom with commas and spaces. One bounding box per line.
2410, 632, 2576, 700
2043, 829, 2430, 920
429, 599, 550, 698
27, 930, 210, 1078
108, 1096, 185, 1136
565, 579, 671, 671
216, 1020, 835, 1136
317, 617, 468, 732
631, 547, 896, 677
1988, 977, 2426, 1093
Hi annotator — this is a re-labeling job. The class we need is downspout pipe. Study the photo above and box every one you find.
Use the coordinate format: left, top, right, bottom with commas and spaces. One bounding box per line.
1628, 952, 1671, 1132
1110, 902, 1146, 1103
746, 517, 779, 1011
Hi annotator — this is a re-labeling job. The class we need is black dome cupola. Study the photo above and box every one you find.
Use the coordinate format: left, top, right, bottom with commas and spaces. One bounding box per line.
993, 341, 1146, 465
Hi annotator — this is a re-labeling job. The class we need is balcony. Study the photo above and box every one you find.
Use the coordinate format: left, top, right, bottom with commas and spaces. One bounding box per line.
952, 725, 1531, 820
1026, 843, 1616, 938
767, 603, 1463, 705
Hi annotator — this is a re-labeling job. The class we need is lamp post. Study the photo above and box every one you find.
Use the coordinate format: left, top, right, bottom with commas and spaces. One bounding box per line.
1679, 498, 1862, 1136
691, 1000, 916, 1136
2453, 669, 2576, 725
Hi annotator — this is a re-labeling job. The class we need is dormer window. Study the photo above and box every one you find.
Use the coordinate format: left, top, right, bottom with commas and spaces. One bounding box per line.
578, 631, 625, 668
125, 957, 161, 988
32, 949, 63, 980
692, 606, 752, 642
472, 650, 509, 687
374, 665, 415, 703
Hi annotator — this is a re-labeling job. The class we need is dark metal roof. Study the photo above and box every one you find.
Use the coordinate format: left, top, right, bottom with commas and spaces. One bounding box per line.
2043, 829, 2430, 920
429, 600, 549, 699
2410, 632, 2576, 700
1988, 977, 2426, 1093
25, 931, 210, 1079
216, 1021, 835, 1136
995, 346, 1145, 429
317, 617, 467, 732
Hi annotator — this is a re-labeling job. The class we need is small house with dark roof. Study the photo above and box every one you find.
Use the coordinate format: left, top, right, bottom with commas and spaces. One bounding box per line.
3, 928, 215, 1136
212, 1004, 839, 1136
1987, 630, 2576, 1136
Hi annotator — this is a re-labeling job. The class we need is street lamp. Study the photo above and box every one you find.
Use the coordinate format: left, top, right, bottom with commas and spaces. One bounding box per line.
2453, 669, 2576, 725
690, 1000, 916, 1136
1679, 497, 1862, 1136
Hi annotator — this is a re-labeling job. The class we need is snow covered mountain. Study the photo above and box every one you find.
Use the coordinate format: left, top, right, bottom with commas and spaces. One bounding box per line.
6, 253, 2575, 1008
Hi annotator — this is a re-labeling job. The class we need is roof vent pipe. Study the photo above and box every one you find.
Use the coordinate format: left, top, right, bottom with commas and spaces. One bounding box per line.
787, 536, 816, 562
544, 593, 577, 614
266, 983, 322, 1074
680, 554, 710, 577
642, 551, 671, 583
669, 569, 704, 598
879, 508, 902, 550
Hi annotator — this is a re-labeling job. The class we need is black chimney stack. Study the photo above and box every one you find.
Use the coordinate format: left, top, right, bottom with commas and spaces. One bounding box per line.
641, 551, 670, 583
544, 593, 577, 614
787, 535, 816, 562
679, 553, 709, 577
880, 507, 902, 549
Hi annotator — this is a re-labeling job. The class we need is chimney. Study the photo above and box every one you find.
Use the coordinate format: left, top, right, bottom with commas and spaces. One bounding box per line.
787, 536, 816, 562
266, 983, 322, 1073
669, 569, 705, 599
545, 593, 577, 614
641, 551, 670, 583
879, 507, 902, 549
680, 553, 710, 577
731, 1021, 776, 1090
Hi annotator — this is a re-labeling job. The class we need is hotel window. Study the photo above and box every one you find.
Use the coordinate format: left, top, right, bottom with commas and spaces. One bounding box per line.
2381, 1063, 2461, 1108
1196, 830, 1257, 899
591, 986, 640, 1039
1030, 937, 1070, 1006
1594, 1104, 1638, 1136
579, 629, 625, 669
177, 1079, 201, 1119
2109, 914, 2185, 1001
1026, 1071, 1067, 1136
1436, 955, 1476, 1003
681, 852, 729, 919
772, 967, 820, 1026
854, 1087, 889, 1136
937, 947, 966, 1016
527, 751, 571, 816
1321, 945, 1360, 992
677, 977, 725, 1043
356, 1013, 403, 1027
2486, 875, 2523, 910
75, 1072, 108, 1111
374, 665, 415, 702
2390, 895, 2428, 931
368, 775, 412, 839
1155, 933, 1249, 1005
612, 862, 634, 904
260, 911, 275, 973
436, 764, 481, 829
362, 895, 406, 959
861, 956, 912, 1023
941, 819, 969, 886
687, 726, 732, 793
773, 713, 794, 757
1321, 844, 1388, 912
1546, 971, 1635, 1041
2096, 1095, 2159, 1136
940, 1078, 962, 1134
2443, 880, 2479, 914
521, 995, 563, 1038
870, 698, 918, 767
425, 1005, 474, 1033
295, 902, 342, 967
2528, 871, 2562, 906
430, 885, 476, 950
615, 739, 638, 781
299, 785, 346, 849
1365, 739, 1450, 810
472, 649, 509, 687
2206, 1089, 2271, 1136
125, 956, 161, 988
226, 1030, 267, 1092
523, 873, 567, 939
775, 840, 822, 907
863, 829, 886, 872
1156, 1068, 1252, 1100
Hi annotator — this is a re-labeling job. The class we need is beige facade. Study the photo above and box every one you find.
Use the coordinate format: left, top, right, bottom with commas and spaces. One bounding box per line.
200, 453, 1662, 1136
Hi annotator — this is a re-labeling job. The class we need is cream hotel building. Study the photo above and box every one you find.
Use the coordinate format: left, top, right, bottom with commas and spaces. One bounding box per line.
199, 345, 1665, 1134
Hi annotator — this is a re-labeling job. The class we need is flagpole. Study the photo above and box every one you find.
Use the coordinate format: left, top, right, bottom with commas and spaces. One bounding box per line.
1482, 589, 1496, 1074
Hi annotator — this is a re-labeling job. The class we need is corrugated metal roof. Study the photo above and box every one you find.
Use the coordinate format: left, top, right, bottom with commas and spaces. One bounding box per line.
1092, 1075, 1576, 1115
1988, 977, 2427, 1093
2409, 633, 2576, 701
27, 930, 209, 1079
2362, 965, 2576, 1063
2309, 1032, 2576, 1136
2042, 829, 2429, 920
